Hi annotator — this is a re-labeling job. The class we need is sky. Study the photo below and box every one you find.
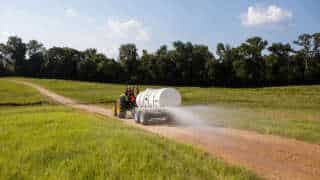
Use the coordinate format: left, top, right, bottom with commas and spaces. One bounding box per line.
0, 0, 319, 58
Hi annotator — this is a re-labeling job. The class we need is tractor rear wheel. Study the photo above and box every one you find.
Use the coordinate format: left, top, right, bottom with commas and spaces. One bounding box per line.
112, 101, 119, 117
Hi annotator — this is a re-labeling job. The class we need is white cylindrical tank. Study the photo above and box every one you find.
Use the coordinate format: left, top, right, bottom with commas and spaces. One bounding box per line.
136, 88, 182, 108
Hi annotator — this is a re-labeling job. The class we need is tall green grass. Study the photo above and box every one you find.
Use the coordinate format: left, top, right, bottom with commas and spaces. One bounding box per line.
0, 106, 259, 179
14, 77, 320, 144
178, 85, 320, 110
18, 77, 320, 110
203, 106, 320, 144
19, 78, 129, 105
0, 79, 48, 105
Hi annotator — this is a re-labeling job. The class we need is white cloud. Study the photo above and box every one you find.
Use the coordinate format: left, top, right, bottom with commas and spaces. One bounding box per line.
0, 6, 152, 59
241, 5, 292, 26
0, 31, 13, 42
65, 8, 78, 17
102, 19, 151, 57
1, 31, 11, 38
105, 19, 150, 41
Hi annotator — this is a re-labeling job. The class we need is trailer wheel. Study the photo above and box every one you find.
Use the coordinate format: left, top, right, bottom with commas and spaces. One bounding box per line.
164, 113, 173, 122
134, 111, 141, 123
140, 112, 149, 125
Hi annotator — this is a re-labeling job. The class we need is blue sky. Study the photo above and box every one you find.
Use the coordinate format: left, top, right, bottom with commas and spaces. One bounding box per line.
0, 0, 319, 58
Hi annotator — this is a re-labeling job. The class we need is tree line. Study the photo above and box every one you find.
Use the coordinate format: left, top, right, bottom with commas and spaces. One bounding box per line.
0, 33, 319, 87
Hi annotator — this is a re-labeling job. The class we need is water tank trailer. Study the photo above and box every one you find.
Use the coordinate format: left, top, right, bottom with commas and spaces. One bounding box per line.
113, 88, 182, 125
135, 88, 181, 124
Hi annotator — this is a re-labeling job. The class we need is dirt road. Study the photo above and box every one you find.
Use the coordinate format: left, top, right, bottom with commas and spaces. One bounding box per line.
16, 81, 320, 180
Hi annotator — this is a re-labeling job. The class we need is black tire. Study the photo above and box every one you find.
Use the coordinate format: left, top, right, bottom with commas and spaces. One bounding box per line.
134, 111, 141, 123
165, 113, 172, 122
164, 113, 175, 125
140, 112, 150, 125
112, 102, 117, 117
118, 111, 126, 119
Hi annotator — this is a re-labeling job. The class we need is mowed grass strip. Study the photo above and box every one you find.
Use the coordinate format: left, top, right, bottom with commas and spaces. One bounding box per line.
0, 106, 259, 180
0, 79, 48, 106
16, 78, 320, 144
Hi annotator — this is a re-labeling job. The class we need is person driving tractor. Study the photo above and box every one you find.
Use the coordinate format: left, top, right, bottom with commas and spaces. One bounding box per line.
114, 85, 138, 118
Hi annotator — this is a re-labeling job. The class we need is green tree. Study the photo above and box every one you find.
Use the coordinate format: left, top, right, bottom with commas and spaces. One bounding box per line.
26, 40, 46, 76
3, 36, 27, 75
191, 45, 213, 85
294, 34, 312, 53
171, 41, 189, 84
119, 44, 138, 83
98, 58, 123, 83
266, 43, 293, 84
216, 43, 237, 86
139, 49, 158, 83
156, 46, 177, 85
294, 33, 312, 80
27, 40, 45, 56
235, 37, 268, 86
78, 49, 100, 81
312, 33, 320, 51
0, 43, 9, 75
45, 47, 81, 79
309, 33, 320, 82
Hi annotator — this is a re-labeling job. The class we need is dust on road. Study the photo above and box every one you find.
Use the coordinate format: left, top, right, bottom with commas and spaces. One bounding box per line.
15, 80, 320, 180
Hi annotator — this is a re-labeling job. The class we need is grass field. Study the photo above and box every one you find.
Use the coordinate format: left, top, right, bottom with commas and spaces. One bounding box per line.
196, 106, 320, 144
0, 106, 258, 179
17, 77, 320, 109
0, 78, 259, 179
13, 77, 320, 144
18, 78, 131, 106
0, 79, 48, 106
